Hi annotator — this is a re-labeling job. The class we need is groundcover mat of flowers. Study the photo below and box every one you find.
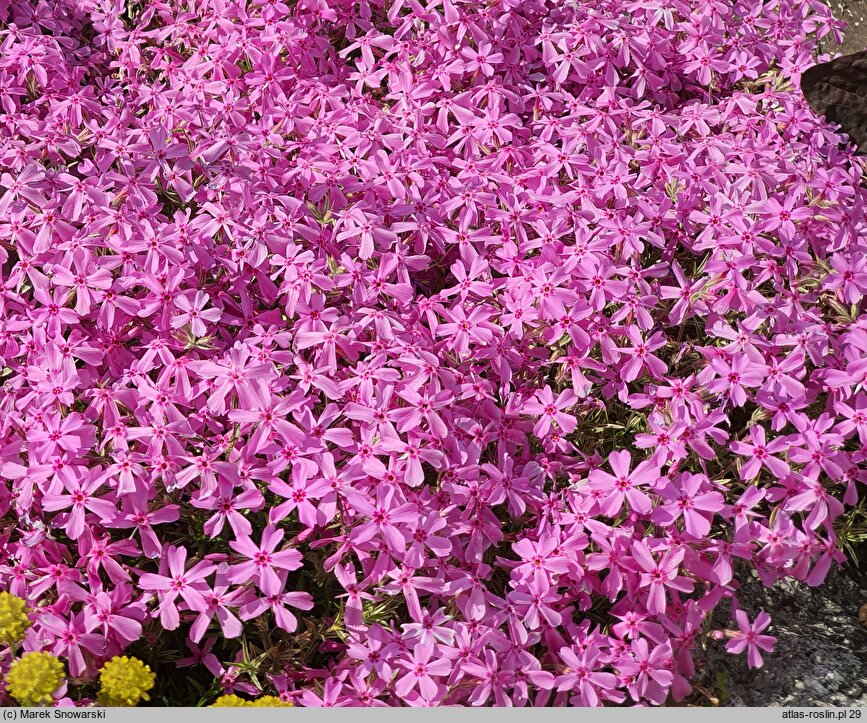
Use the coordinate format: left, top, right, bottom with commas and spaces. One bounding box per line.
0, 0, 866, 708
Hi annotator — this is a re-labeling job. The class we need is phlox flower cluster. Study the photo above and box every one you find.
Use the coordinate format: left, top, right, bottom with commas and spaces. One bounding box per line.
0, 0, 864, 708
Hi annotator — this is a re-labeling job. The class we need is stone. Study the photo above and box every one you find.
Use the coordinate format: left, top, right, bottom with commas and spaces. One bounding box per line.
697, 564, 867, 707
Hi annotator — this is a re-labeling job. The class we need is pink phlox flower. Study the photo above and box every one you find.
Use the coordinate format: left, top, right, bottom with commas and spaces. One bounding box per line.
41, 468, 116, 539
268, 458, 330, 526
587, 450, 658, 517
725, 610, 776, 668
617, 326, 668, 382
191, 343, 275, 414
172, 291, 221, 337
706, 353, 768, 407
106, 498, 180, 558
227, 524, 303, 595
238, 570, 314, 633
555, 646, 618, 706
177, 638, 224, 678
631, 541, 694, 615
729, 425, 790, 480
333, 563, 376, 630
78, 584, 145, 645
138, 545, 216, 630
522, 386, 577, 437
394, 640, 452, 702
188, 564, 250, 642
37, 610, 107, 677
191, 477, 265, 538
616, 638, 674, 704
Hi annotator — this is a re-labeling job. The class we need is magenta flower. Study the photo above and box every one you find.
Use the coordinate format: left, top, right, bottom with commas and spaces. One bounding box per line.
192, 344, 274, 414
437, 303, 498, 353
555, 647, 618, 707
107, 500, 181, 558
172, 291, 221, 337
588, 450, 658, 517
268, 459, 330, 526
747, 196, 812, 240
512, 536, 572, 585
617, 639, 674, 702
191, 479, 264, 538
463, 649, 515, 706
825, 254, 867, 304
523, 387, 578, 437
29, 413, 95, 456
177, 638, 223, 678
0, 164, 47, 214
138, 546, 216, 630
188, 565, 248, 643
0, 0, 861, 704
707, 355, 767, 407
631, 542, 694, 615
617, 327, 668, 382
80, 586, 145, 645
730, 426, 790, 480
39, 611, 106, 678
461, 42, 504, 76
726, 610, 777, 668
394, 641, 451, 702
654, 473, 724, 538
335, 207, 397, 260
41, 471, 116, 539
334, 563, 376, 630
227, 525, 303, 595
239, 583, 314, 633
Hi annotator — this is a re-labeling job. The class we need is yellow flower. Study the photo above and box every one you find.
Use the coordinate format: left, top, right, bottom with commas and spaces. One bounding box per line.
5, 651, 64, 706
97, 656, 155, 707
211, 694, 292, 707
250, 695, 293, 707
210, 694, 252, 707
0, 592, 31, 646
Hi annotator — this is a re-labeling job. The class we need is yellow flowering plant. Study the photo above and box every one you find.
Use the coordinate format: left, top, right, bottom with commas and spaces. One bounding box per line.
5, 652, 64, 706
210, 694, 251, 707
210, 694, 292, 707
250, 695, 293, 707
97, 656, 155, 707
0, 593, 31, 646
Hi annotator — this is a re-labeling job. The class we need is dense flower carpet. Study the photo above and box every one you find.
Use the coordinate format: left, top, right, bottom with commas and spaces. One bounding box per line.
0, 0, 865, 708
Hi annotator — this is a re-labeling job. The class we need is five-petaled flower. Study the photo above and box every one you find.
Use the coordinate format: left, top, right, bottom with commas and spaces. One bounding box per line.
726, 610, 777, 668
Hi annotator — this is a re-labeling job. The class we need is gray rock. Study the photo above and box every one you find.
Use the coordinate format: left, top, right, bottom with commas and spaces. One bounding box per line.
820, 2, 867, 55
696, 566, 867, 707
